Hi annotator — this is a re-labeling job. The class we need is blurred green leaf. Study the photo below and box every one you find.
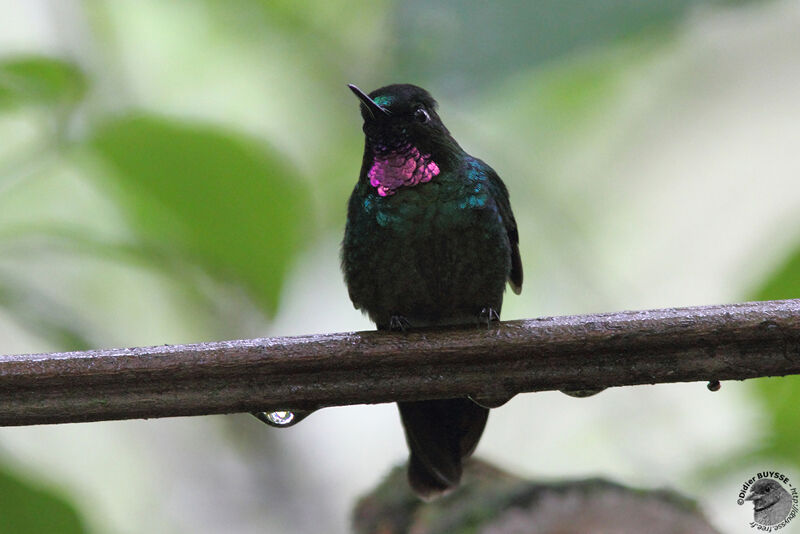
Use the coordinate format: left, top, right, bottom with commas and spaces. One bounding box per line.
747, 241, 800, 465
752, 245, 800, 301
752, 374, 800, 464
0, 56, 87, 110
0, 465, 86, 534
89, 115, 311, 315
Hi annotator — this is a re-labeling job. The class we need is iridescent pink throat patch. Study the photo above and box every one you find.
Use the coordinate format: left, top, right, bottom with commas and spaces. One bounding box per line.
368, 146, 440, 197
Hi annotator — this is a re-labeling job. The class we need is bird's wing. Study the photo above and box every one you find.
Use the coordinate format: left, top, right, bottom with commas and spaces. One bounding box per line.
478, 159, 523, 294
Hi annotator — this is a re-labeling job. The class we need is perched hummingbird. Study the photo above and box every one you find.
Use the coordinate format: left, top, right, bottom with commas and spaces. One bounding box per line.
341, 83, 523, 499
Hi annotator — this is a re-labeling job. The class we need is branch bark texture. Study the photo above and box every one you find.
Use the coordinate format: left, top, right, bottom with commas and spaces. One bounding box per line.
1, 299, 798, 426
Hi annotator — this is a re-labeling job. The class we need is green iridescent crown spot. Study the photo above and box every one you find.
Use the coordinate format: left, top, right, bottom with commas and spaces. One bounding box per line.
372, 95, 393, 107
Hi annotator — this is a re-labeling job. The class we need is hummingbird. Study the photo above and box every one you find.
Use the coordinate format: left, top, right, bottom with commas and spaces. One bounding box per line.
341, 83, 523, 499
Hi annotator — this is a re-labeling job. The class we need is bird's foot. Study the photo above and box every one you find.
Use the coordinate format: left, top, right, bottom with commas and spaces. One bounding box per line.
477, 307, 500, 329
389, 315, 411, 332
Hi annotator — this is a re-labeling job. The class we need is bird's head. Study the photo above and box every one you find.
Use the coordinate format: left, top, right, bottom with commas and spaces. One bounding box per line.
745, 479, 786, 511
348, 83, 461, 196
348, 83, 453, 150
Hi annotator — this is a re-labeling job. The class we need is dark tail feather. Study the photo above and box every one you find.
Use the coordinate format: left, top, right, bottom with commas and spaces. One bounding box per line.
397, 398, 489, 499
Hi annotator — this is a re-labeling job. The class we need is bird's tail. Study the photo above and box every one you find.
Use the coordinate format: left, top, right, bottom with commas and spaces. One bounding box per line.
397, 398, 489, 499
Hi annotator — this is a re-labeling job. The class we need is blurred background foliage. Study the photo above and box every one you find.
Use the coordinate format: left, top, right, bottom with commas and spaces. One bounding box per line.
0, 0, 798, 533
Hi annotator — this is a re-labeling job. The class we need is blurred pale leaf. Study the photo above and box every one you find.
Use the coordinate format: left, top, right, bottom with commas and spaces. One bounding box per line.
0, 466, 86, 534
90, 115, 311, 316
748, 241, 800, 464
0, 56, 87, 110
0, 276, 94, 352
392, 0, 757, 94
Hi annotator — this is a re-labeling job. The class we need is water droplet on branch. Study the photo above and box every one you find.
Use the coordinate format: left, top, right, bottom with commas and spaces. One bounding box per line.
251, 410, 312, 428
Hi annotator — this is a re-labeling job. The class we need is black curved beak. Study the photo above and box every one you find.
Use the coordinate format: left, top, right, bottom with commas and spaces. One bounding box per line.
348, 84, 390, 119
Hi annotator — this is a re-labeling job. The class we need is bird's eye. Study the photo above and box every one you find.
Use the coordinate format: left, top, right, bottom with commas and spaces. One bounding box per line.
414, 108, 430, 123
765, 486, 772, 492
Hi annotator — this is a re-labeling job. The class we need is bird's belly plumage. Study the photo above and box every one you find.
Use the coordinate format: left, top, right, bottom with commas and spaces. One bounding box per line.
343, 183, 511, 329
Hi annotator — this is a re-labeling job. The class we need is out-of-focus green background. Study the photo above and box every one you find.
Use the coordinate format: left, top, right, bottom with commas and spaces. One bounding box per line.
0, 1, 798, 532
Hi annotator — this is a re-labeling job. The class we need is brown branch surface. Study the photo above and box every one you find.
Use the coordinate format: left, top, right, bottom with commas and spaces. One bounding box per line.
0, 299, 798, 426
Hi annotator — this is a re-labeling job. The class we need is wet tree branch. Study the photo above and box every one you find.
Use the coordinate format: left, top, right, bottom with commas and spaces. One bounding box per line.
0, 299, 798, 426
